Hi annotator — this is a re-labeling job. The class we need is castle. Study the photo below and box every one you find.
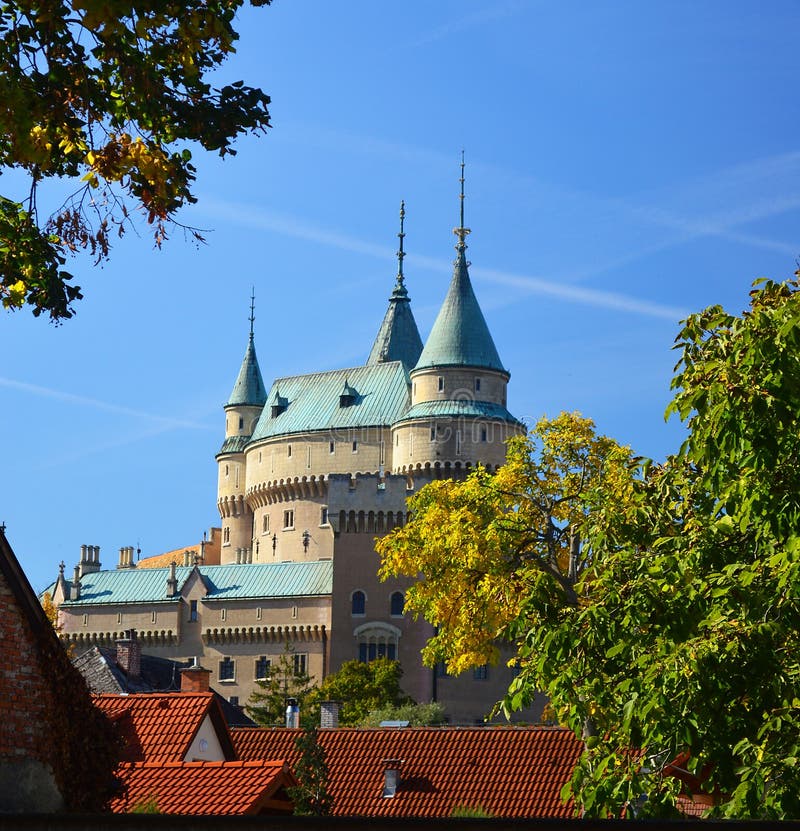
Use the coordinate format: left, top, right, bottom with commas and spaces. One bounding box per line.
49, 173, 538, 724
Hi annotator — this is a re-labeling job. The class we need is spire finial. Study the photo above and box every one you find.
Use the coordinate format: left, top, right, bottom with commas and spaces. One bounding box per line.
453, 150, 471, 252
397, 200, 406, 285
249, 287, 255, 340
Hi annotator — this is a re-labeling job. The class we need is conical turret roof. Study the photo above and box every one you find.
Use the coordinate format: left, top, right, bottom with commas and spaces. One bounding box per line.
226, 334, 267, 407
367, 201, 423, 370
415, 156, 506, 374
415, 251, 505, 372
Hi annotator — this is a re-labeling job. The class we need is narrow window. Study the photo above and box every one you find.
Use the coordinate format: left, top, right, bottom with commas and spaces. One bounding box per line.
256, 606, 262, 621
352, 440, 358, 453
234, 465, 240, 487
409, 433, 413, 457
390, 591, 404, 617
292, 605, 298, 619
255, 656, 270, 680
82, 613, 88, 626
287, 444, 292, 458
219, 657, 235, 681
456, 430, 462, 455
238, 416, 244, 430
395, 434, 399, 447
475, 377, 481, 392
438, 376, 444, 391
430, 426, 436, 442
293, 653, 307, 676
151, 610, 157, 624
283, 509, 294, 529
225, 464, 229, 477
307, 445, 312, 469
320, 507, 328, 526
481, 427, 487, 442
413, 382, 417, 396
258, 451, 262, 463
189, 600, 198, 622
117, 612, 122, 625
351, 590, 366, 616
329, 440, 335, 454
263, 515, 269, 533
221, 608, 227, 622
379, 439, 385, 465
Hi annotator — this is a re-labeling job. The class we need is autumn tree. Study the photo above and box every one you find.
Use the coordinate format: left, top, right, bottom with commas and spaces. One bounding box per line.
245, 646, 316, 727
378, 412, 636, 675
305, 658, 413, 727
0, 0, 271, 321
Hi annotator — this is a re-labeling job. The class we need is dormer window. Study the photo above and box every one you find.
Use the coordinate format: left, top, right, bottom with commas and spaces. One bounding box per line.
340, 379, 357, 408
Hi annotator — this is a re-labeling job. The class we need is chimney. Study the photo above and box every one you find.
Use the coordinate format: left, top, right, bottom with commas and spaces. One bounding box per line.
286, 698, 300, 728
70, 565, 81, 601
116, 630, 141, 680
166, 561, 178, 597
180, 663, 211, 693
117, 546, 135, 569
382, 759, 403, 798
320, 700, 340, 729
80, 543, 102, 576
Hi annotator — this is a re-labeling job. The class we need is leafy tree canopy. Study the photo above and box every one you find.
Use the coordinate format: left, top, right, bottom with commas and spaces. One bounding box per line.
379, 276, 800, 820
0, 0, 271, 321
306, 658, 413, 727
358, 701, 446, 728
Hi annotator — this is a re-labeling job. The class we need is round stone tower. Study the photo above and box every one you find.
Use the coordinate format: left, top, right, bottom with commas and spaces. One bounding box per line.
216, 294, 267, 564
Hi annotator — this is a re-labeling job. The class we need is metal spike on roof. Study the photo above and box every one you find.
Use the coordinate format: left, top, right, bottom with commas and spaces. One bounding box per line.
226, 293, 267, 408
366, 201, 423, 370
415, 155, 506, 374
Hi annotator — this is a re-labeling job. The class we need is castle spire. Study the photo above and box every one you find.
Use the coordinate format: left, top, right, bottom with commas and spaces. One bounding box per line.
453, 150, 471, 255
414, 155, 506, 374
366, 201, 423, 369
226, 293, 267, 408
249, 286, 255, 340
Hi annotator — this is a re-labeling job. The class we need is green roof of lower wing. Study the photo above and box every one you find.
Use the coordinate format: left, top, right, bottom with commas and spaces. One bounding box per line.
396, 399, 524, 425
217, 435, 250, 456
58, 561, 333, 605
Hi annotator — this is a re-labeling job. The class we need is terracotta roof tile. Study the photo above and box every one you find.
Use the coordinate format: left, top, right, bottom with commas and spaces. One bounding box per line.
232, 726, 582, 818
110, 760, 294, 815
94, 692, 232, 762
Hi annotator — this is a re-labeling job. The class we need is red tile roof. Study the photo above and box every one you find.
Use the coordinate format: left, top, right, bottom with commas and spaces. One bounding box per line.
94, 692, 235, 762
233, 726, 582, 818
110, 760, 295, 815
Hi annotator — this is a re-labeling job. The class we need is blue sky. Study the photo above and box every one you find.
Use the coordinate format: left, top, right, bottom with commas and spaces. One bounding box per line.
3, 0, 800, 591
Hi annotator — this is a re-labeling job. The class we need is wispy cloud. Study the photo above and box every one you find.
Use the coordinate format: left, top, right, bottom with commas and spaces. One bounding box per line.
0, 377, 211, 430
403, 0, 528, 50
200, 197, 689, 320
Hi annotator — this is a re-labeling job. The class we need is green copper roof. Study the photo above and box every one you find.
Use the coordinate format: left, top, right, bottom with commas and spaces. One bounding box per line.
415, 249, 506, 373
366, 276, 423, 369
226, 335, 267, 408
252, 362, 410, 441
217, 435, 250, 456
55, 560, 333, 606
396, 399, 523, 425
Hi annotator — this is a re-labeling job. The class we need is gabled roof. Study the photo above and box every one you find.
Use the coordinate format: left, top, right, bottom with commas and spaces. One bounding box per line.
367, 275, 423, 370
232, 726, 582, 818
414, 249, 506, 374
251, 363, 411, 441
109, 760, 295, 815
53, 560, 333, 606
94, 692, 236, 762
226, 335, 267, 408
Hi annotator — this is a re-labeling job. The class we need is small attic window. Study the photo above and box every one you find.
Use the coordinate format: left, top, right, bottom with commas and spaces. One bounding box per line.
340, 379, 357, 408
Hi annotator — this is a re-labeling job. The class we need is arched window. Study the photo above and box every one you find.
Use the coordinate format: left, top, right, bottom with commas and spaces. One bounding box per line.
354, 622, 400, 663
351, 590, 366, 616
390, 591, 404, 617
